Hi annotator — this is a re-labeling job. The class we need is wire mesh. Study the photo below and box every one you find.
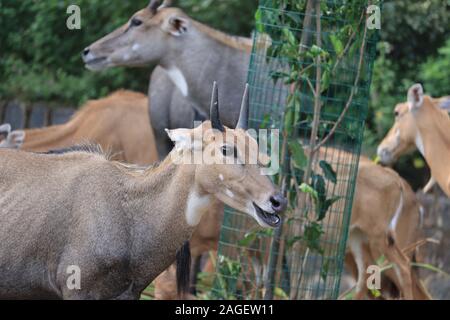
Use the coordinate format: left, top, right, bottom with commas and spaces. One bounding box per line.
213, 0, 380, 300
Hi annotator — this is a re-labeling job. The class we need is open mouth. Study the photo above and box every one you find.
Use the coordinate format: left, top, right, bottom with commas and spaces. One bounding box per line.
84, 57, 108, 70
253, 202, 281, 228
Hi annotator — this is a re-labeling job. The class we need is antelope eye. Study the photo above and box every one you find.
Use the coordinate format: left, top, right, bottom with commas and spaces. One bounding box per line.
221, 145, 236, 157
131, 18, 143, 27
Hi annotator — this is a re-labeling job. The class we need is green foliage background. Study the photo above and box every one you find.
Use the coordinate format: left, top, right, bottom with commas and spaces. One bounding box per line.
0, 0, 448, 186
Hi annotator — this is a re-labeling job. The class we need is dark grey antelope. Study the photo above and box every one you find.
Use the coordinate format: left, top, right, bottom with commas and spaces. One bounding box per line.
83, 0, 256, 158
0, 84, 286, 299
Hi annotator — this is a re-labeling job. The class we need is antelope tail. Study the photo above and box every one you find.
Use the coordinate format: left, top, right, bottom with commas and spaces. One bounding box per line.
176, 241, 191, 297
387, 185, 404, 246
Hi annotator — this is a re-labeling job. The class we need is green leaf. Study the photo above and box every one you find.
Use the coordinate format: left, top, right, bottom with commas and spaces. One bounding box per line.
255, 9, 264, 33
370, 288, 382, 298
321, 69, 331, 93
288, 140, 307, 168
312, 174, 326, 200
319, 160, 337, 183
238, 231, 256, 247
317, 196, 341, 221
308, 44, 328, 58
274, 287, 289, 299
329, 34, 344, 55
299, 183, 318, 200
284, 108, 294, 136
282, 28, 297, 46
303, 222, 324, 254
259, 114, 271, 129
320, 260, 329, 281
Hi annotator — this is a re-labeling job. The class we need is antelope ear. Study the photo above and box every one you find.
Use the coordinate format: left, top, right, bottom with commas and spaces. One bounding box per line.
438, 97, 450, 112
0, 123, 11, 135
166, 128, 193, 150
407, 83, 424, 111
8, 130, 25, 148
163, 16, 189, 36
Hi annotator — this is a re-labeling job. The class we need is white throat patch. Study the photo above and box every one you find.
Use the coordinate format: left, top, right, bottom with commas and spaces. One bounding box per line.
163, 66, 189, 97
185, 189, 212, 226
415, 131, 425, 155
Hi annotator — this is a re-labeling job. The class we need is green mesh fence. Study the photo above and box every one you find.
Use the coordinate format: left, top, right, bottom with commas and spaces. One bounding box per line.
213, 0, 380, 300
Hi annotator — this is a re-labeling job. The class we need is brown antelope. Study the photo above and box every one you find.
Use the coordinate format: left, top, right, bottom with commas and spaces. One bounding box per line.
0, 83, 286, 299
0, 124, 24, 149
345, 156, 429, 300
15, 90, 158, 166
83, 0, 254, 158
377, 84, 450, 197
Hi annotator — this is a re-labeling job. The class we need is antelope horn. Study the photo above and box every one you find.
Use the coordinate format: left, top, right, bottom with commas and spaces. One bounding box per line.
236, 84, 250, 130
210, 81, 224, 132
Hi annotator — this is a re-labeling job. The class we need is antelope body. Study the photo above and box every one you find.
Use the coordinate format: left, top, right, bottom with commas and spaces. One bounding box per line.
17, 90, 158, 166
346, 156, 429, 299
377, 84, 450, 197
83, 1, 252, 158
0, 84, 286, 299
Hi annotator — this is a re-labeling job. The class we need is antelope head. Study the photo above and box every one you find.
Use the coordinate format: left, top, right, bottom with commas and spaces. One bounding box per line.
82, 0, 189, 71
377, 83, 446, 165
166, 83, 287, 228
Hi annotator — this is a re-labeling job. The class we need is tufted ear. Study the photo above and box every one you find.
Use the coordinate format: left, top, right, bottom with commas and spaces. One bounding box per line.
8, 130, 25, 148
407, 83, 424, 111
162, 16, 189, 36
438, 97, 450, 112
0, 123, 11, 136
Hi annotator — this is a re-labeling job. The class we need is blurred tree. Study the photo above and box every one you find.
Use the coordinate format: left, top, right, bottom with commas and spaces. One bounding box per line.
364, 0, 449, 189
0, 0, 257, 105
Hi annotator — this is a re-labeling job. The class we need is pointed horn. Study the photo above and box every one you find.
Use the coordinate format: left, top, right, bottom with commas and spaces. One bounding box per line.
210, 81, 224, 132
237, 84, 250, 130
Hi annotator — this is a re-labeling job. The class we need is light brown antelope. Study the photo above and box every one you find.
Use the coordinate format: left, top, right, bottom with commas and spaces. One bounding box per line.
345, 156, 430, 300
0, 124, 24, 149
377, 84, 450, 197
0, 83, 286, 299
83, 0, 254, 158
15, 90, 158, 166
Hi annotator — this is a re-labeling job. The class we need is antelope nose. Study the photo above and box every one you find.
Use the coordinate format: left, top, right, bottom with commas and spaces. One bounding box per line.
270, 193, 287, 213
82, 47, 90, 57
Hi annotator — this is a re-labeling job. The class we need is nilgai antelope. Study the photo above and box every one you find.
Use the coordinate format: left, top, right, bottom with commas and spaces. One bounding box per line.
83, 0, 254, 158
2, 92, 223, 299
153, 150, 430, 300
0, 83, 286, 299
11, 90, 158, 166
0, 124, 24, 149
345, 156, 429, 300
377, 84, 450, 197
